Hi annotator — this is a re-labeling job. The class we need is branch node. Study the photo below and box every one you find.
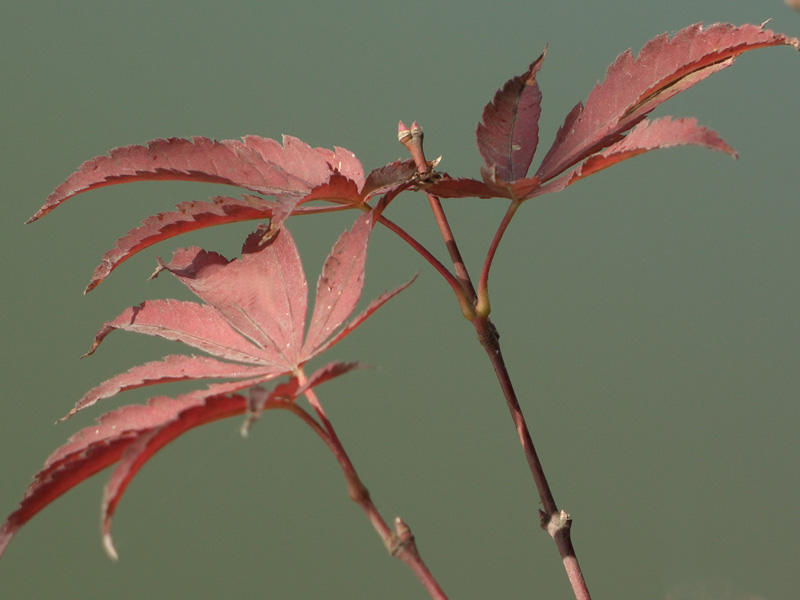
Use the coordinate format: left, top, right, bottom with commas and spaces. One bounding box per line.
347, 474, 370, 504
476, 319, 500, 347
386, 516, 418, 558
540, 509, 572, 539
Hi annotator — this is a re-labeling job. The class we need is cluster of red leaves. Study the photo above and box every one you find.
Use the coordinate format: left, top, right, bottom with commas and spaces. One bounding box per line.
2, 22, 797, 562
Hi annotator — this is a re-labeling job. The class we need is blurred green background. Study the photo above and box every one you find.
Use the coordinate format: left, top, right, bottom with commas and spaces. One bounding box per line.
2, 2, 798, 599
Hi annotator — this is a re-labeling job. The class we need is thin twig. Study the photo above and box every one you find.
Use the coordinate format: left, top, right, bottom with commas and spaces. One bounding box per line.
376, 214, 474, 319
296, 371, 448, 600
399, 122, 477, 310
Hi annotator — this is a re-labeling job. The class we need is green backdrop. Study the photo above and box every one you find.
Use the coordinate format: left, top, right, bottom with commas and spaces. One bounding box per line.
2, 2, 798, 599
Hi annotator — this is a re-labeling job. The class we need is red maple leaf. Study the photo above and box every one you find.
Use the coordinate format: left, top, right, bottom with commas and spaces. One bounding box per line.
427, 22, 799, 200
0, 212, 413, 560
27, 135, 421, 291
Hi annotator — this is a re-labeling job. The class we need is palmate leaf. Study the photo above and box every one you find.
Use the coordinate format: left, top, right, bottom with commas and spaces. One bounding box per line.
1, 212, 413, 560
429, 22, 798, 201
29, 136, 370, 290
31, 136, 420, 292
85, 212, 400, 383
157, 231, 310, 368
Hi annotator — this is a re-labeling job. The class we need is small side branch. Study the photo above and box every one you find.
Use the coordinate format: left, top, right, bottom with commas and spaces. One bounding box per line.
297, 372, 448, 599
399, 121, 478, 313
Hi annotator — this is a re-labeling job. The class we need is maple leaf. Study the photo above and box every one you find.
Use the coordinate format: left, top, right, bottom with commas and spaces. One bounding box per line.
428, 22, 799, 201
29, 134, 427, 291
0, 212, 413, 560
29, 136, 370, 290
69, 211, 411, 416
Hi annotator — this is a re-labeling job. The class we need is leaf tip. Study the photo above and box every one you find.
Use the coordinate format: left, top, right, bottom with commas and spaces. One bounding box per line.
81, 342, 99, 358
522, 45, 548, 85
55, 410, 75, 424
0, 524, 15, 561
102, 532, 120, 562
83, 279, 101, 294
